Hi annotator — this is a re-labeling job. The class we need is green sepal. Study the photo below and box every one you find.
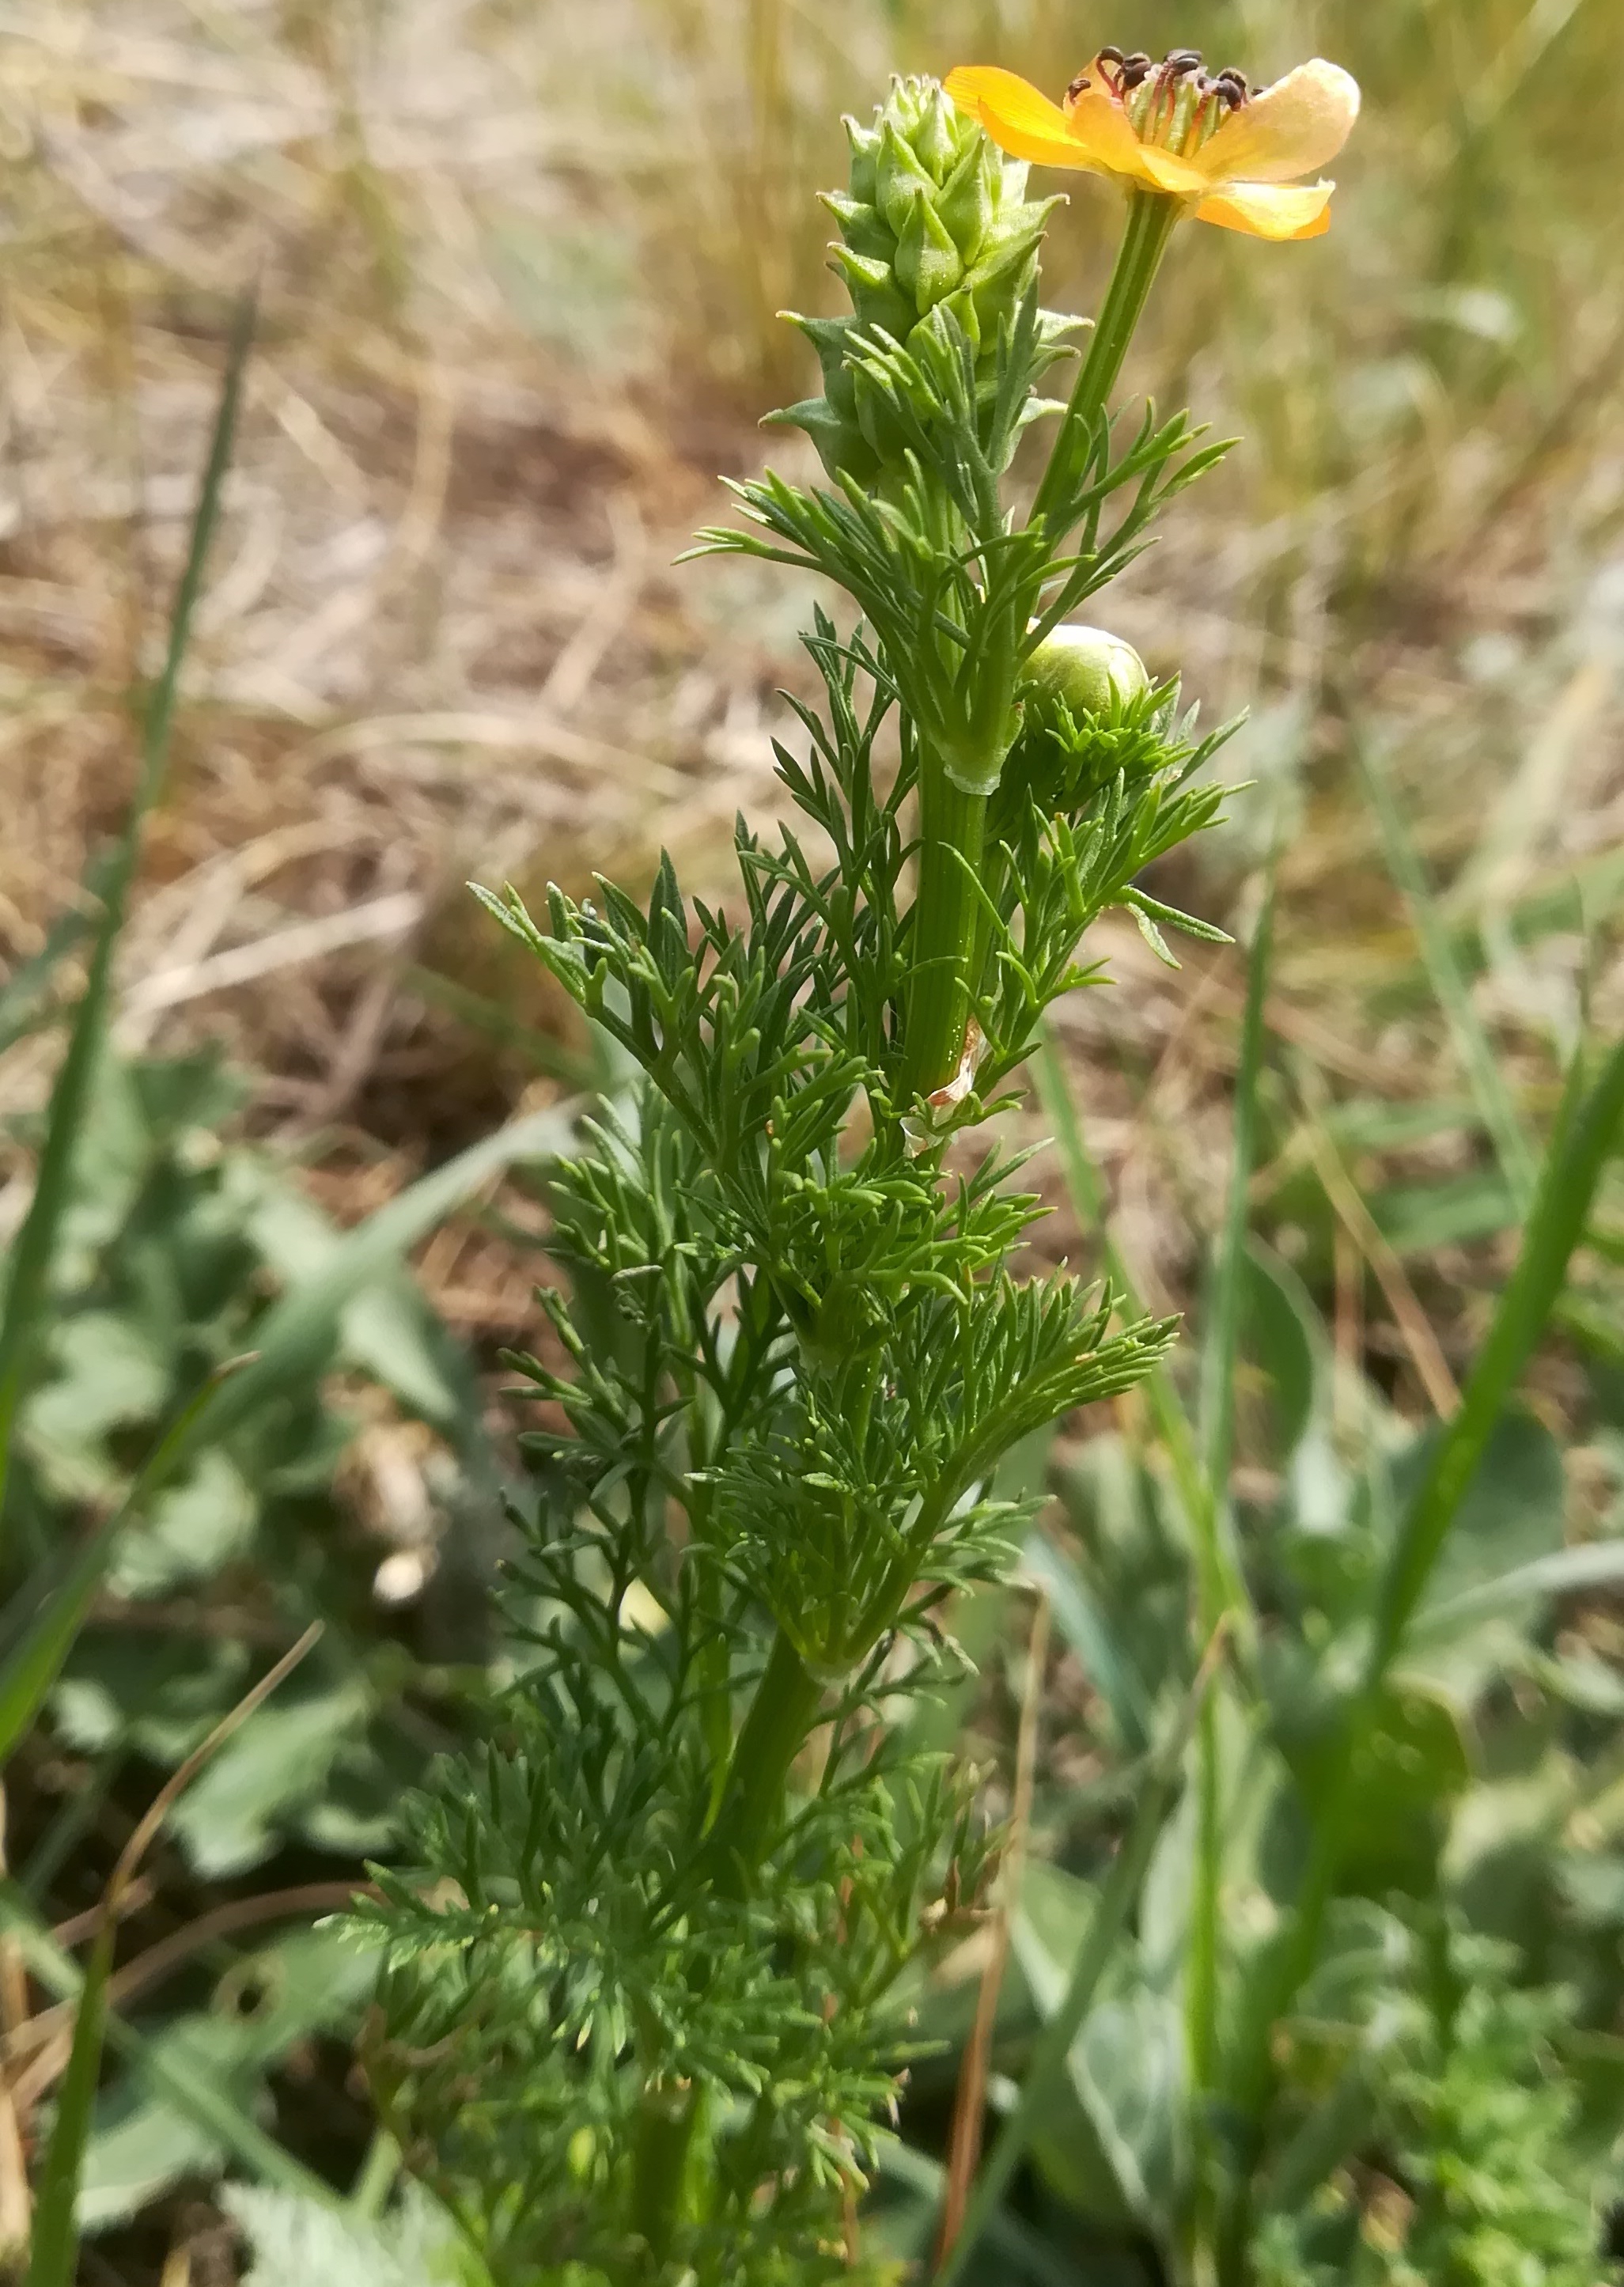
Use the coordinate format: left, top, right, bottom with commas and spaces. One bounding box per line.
894, 191, 963, 311
786, 312, 860, 418
934, 140, 994, 267
817, 190, 891, 264
912, 81, 960, 180
875, 119, 938, 240
762, 396, 881, 486
842, 112, 880, 203
830, 245, 914, 340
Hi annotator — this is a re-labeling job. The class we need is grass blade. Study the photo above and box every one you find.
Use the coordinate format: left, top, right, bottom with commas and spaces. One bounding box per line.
1232, 1024, 1624, 2141
1187, 873, 1273, 2215
1374, 1024, 1624, 1669
1198, 873, 1274, 1536
17, 1628, 324, 2268
0, 892, 102, 1062
1357, 732, 1539, 1212
0, 293, 256, 1537
17, 1626, 325, 2282
24, 1924, 112, 2287
934, 1632, 1223, 2287
1031, 1024, 1209, 1543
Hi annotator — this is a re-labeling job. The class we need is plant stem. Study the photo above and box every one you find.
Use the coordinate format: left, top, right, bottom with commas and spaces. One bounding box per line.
632, 1627, 825, 2260
900, 192, 1179, 1109
903, 760, 988, 1100
704, 1627, 825, 1898
1033, 188, 1181, 532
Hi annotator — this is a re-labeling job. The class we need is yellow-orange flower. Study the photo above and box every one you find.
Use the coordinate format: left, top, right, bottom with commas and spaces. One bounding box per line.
944, 47, 1359, 241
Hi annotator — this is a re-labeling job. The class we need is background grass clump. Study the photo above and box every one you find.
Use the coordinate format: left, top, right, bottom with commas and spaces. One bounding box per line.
0, 1, 1622, 2281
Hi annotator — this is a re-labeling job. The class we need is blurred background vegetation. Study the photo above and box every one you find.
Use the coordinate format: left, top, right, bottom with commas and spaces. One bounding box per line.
2, 0, 1624, 2280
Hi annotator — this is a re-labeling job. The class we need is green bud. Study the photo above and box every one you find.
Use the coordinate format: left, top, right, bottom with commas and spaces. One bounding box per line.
774, 76, 1064, 487
1021, 624, 1150, 720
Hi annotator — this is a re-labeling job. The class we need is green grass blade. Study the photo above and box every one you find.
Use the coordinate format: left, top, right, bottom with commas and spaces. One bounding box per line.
1374, 1024, 1624, 1670
1032, 1024, 1207, 1525
0, 1095, 576, 1759
0, 293, 256, 1538
1198, 873, 1274, 1536
935, 1643, 1219, 2287
1357, 731, 1539, 1212
1235, 1025, 1624, 2140
1187, 875, 1272, 2235
24, 1921, 113, 2287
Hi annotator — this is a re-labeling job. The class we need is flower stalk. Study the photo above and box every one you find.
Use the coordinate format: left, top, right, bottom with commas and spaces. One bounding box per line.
1034, 184, 1181, 528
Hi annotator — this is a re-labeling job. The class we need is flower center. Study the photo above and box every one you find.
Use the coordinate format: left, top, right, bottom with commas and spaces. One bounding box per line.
1066, 45, 1250, 157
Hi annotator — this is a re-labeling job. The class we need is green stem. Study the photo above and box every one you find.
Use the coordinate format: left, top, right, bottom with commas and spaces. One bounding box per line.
900, 192, 1179, 1111
703, 1628, 826, 1898
1033, 188, 1182, 532
903, 762, 988, 1101
632, 1628, 825, 2262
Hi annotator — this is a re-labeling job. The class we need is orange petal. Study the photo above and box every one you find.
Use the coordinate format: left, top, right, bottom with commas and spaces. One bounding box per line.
1194, 178, 1334, 240
1061, 78, 1206, 195
1203, 59, 1360, 186
943, 65, 1100, 172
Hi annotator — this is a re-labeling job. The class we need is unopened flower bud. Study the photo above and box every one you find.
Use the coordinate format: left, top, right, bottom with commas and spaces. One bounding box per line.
1021, 623, 1149, 720
768, 74, 1069, 487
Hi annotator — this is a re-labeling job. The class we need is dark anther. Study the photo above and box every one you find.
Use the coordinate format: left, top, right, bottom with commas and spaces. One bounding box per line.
1166, 49, 1202, 70
1066, 72, 1092, 99
1096, 44, 1124, 65
1118, 51, 1153, 90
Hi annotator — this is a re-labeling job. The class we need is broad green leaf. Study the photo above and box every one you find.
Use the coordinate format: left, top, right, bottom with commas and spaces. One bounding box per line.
1283, 1679, 1470, 1899
1369, 1168, 1520, 1256
0, 1094, 574, 1765
225, 2183, 493, 2287
865, 2141, 1084, 2282
165, 1681, 372, 1875
1021, 1528, 1149, 1754
80, 1926, 377, 2227
0, 1372, 229, 1766
1395, 1411, 1569, 1699
1413, 1410, 1566, 1605
1406, 1539, 1624, 1649
1443, 1754, 1578, 1945
108, 1448, 258, 1597
0, 1882, 338, 2213
24, 1311, 172, 1501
